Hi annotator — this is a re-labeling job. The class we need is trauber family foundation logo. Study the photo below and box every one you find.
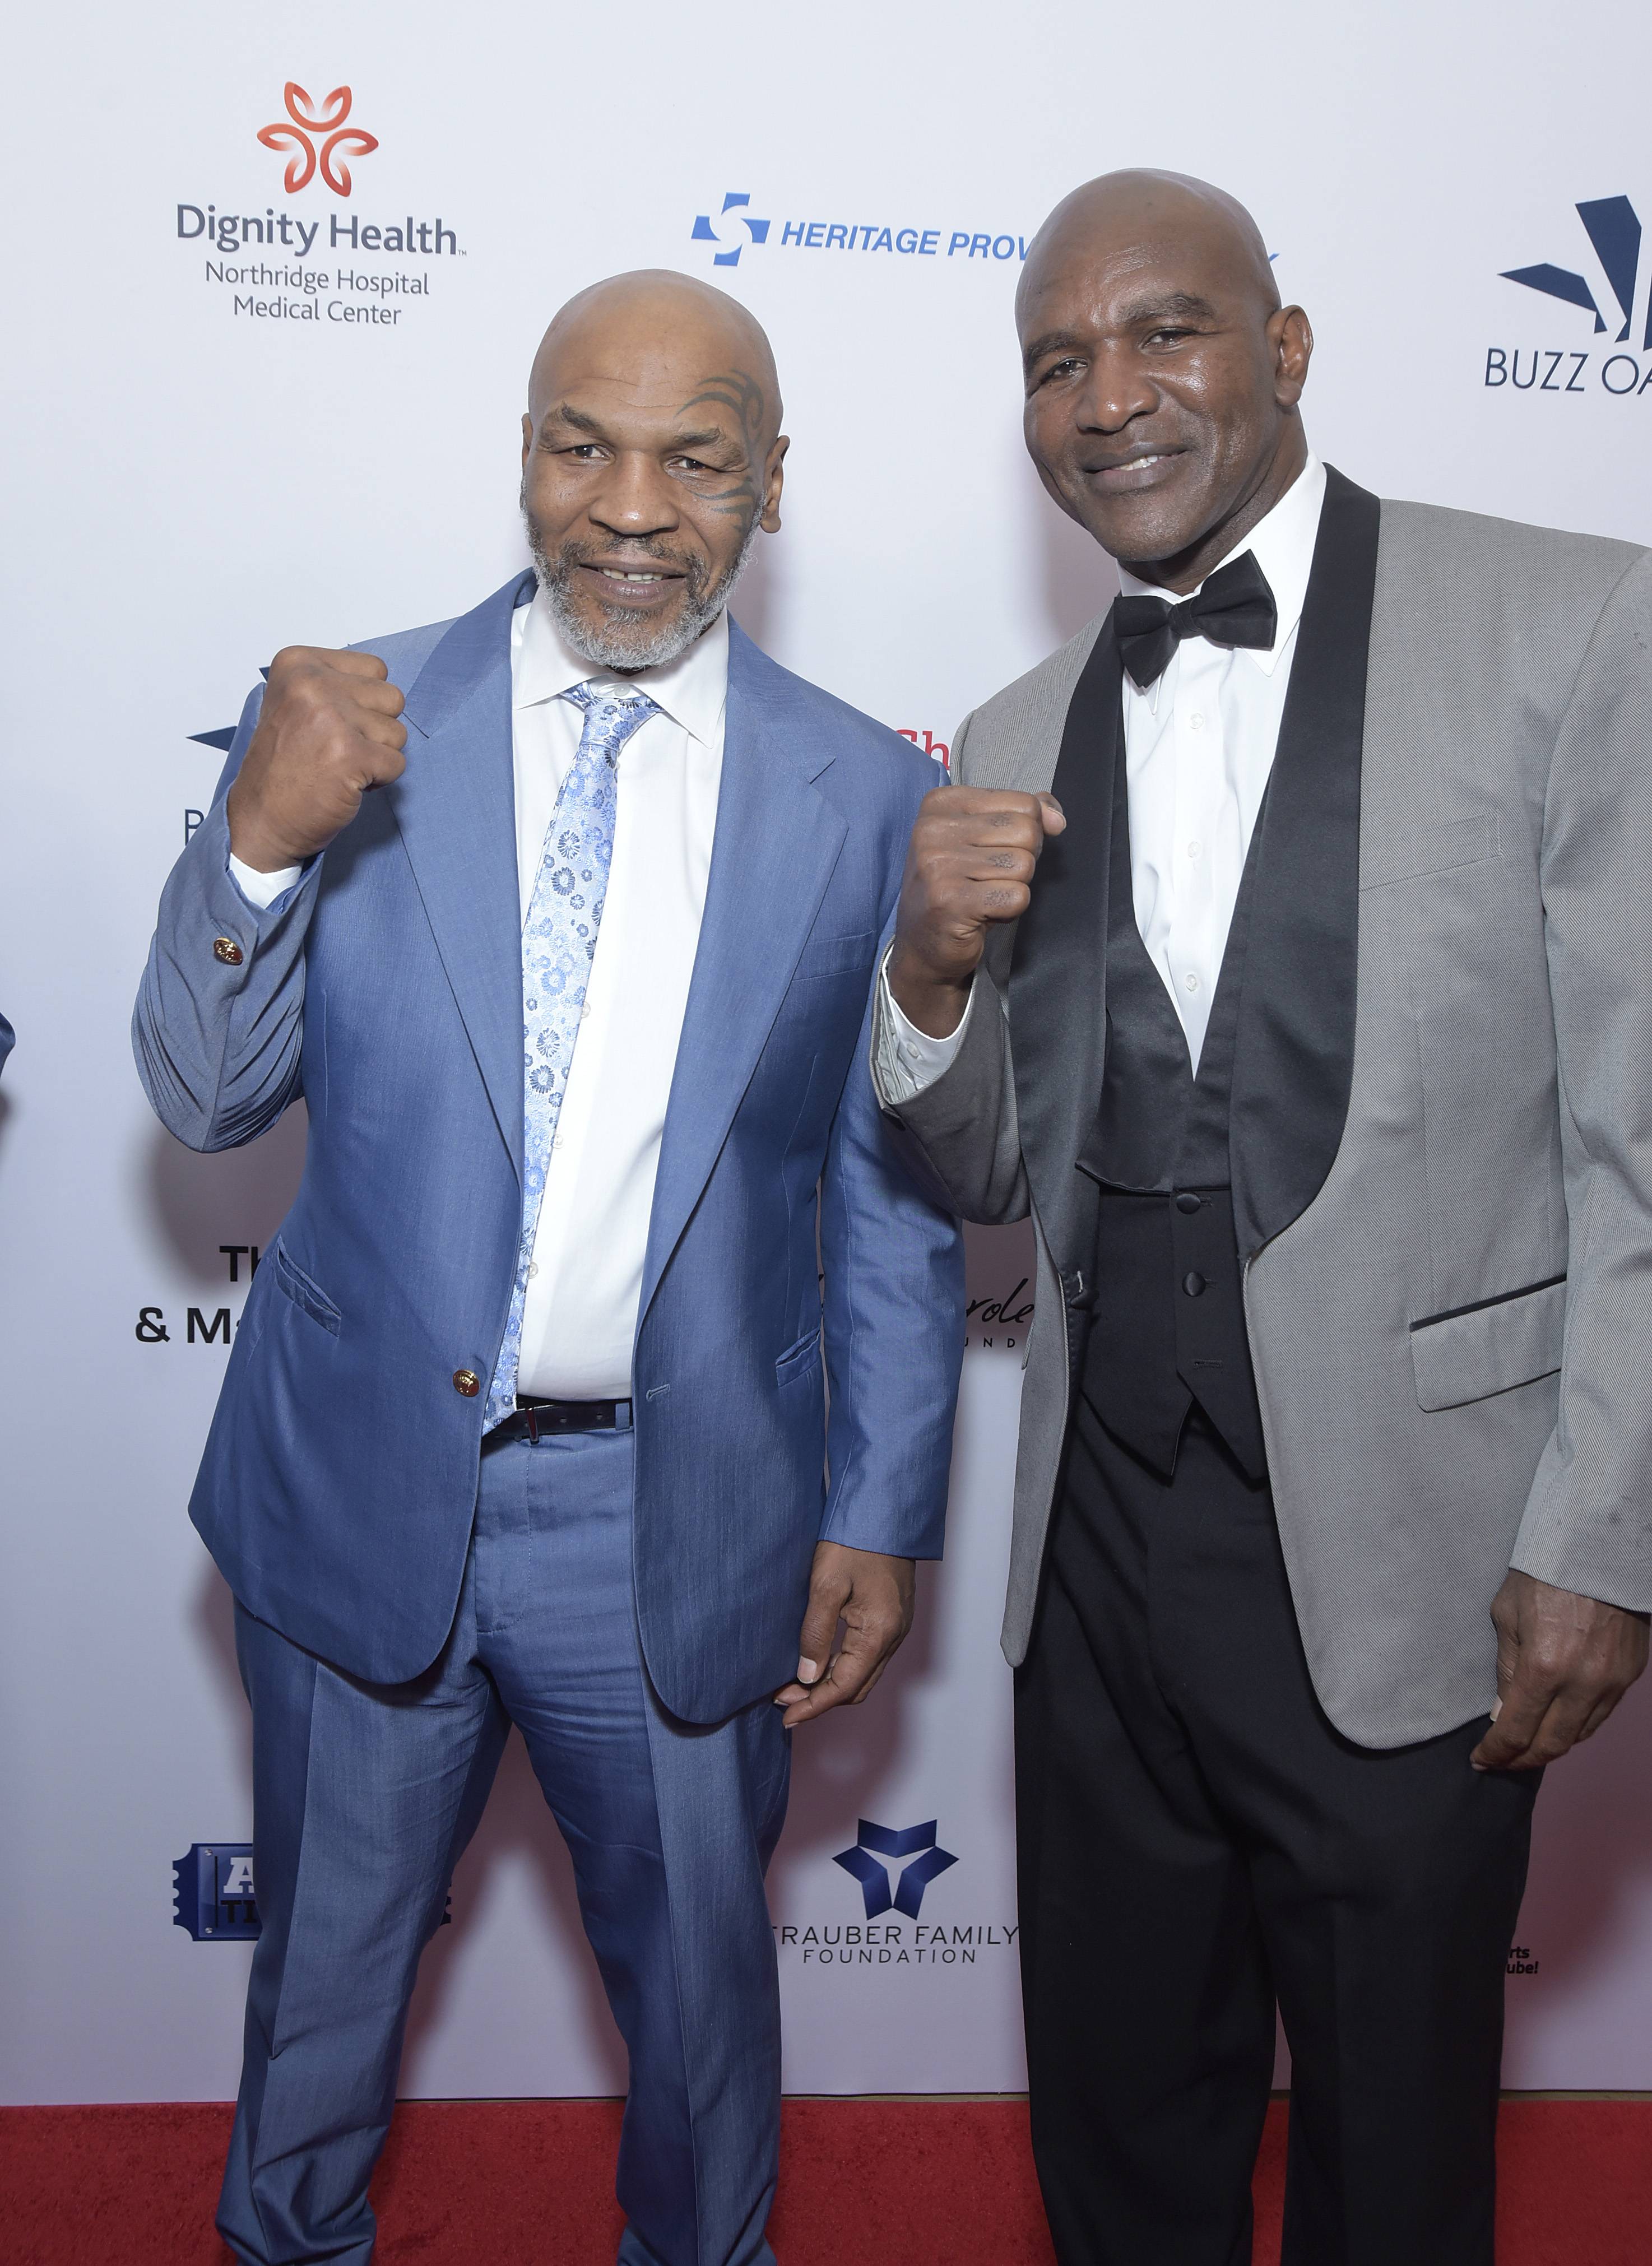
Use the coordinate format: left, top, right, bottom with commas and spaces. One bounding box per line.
258, 82, 379, 197
774, 1815, 1011, 1967
834, 1819, 958, 1920
1489, 194, 1652, 398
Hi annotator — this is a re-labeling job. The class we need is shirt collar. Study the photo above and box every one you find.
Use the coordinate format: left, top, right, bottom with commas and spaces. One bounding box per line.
512, 584, 730, 749
1116, 451, 1326, 682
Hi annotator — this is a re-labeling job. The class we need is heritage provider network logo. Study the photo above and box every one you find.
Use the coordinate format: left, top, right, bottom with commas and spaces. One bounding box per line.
174, 77, 463, 331
1488, 194, 1652, 397
693, 189, 1029, 269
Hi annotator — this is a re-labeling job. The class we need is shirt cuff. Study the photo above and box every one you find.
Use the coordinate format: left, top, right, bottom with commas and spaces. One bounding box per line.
228, 851, 305, 911
875, 954, 973, 1104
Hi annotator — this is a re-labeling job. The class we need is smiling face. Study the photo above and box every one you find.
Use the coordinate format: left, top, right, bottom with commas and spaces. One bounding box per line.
519, 272, 787, 671
1017, 173, 1312, 592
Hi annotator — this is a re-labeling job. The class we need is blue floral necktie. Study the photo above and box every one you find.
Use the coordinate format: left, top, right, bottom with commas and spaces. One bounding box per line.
484, 680, 660, 1427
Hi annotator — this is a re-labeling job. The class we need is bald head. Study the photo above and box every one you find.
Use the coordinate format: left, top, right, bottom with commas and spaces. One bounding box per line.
519, 268, 789, 672
528, 270, 782, 444
1016, 169, 1311, 589
1018, 170, 1278, 327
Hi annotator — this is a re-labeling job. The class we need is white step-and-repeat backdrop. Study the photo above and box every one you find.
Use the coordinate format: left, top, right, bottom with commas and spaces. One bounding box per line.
4, 0, 1652, 2105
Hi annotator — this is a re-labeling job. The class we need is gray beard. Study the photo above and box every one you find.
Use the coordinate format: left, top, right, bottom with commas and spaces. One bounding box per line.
524, 512, 761, 672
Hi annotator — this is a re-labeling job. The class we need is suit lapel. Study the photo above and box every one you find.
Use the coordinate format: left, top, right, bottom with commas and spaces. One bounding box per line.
1008, 619, 1120, 1278
638, 621, 848, 1324
389, 573, 533, 1182
1228, 466, 1379, 1257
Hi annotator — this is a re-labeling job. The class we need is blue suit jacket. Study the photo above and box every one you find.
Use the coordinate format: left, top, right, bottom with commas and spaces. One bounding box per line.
134, 574, 962, 1721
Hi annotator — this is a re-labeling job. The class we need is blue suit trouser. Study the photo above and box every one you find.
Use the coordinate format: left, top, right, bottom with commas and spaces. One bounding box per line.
216, 1427, 790, 2266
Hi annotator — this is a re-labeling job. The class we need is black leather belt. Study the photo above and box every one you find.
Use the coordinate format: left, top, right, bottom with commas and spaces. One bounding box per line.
483, 1395, 633, 1450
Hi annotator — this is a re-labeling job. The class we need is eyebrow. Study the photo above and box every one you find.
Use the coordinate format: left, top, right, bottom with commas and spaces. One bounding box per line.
1119, 290, 1219, 326
541, 404, 737, 454
1022, 292, 1221, 369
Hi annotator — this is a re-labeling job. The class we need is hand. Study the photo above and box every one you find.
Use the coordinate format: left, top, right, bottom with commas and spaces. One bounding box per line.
773, 1543, 916, 1729
1470, 1570, 1649, 1771
887, 786, 1066, 1038
226, 647, 408, 873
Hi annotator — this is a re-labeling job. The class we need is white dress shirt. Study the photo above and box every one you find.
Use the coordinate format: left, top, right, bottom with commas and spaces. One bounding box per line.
231, 595, 729, 1399
881, 454, 1326, 1094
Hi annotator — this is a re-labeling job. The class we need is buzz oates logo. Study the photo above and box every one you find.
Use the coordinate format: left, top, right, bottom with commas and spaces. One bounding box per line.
773, 1819, 1018, 1971
1489, 195, 1652, 398
174, 78, 462, 332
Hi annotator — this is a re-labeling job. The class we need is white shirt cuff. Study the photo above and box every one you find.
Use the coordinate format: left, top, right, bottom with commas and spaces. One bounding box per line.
229, 851, 305, 911
875, 955, 973, 1104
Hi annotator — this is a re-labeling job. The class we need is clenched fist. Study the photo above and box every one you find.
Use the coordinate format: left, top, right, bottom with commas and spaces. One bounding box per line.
888, 784, 1066, 1037
226, 647, 408, 874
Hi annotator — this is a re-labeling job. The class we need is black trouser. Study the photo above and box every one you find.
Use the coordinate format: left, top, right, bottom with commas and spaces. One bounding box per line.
1016, 1400, 1539, 2266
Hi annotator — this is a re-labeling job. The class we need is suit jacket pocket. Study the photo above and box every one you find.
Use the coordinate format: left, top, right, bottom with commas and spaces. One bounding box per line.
792, 930, 877, 982
1362, 813, 1500, 891
776, 1325, 823, 1386
272, 1243, 343, 1336
1409, 1275, 1564, 1411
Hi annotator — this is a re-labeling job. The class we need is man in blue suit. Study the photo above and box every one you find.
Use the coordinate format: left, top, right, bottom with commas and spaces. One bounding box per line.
133, 271, 962, 2266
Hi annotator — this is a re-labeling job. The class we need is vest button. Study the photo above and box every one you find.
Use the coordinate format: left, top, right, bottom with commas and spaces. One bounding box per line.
452, 1369, 481, 1397
1181, 1272, 1206, 1298
213, 936, 244, 966
1175, 1192, 1202, 1214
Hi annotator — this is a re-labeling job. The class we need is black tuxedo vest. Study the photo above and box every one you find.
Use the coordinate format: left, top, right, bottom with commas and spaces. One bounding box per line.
1075, 741, 1268, 1480
1009, 467, 1382, 1490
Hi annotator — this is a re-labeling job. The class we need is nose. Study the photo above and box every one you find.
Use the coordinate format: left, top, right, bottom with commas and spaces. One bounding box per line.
1078, 342, 1159, 434
587, 449, 681, 542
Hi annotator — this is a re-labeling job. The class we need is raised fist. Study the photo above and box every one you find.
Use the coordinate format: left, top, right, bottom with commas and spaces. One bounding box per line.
888, 784, 1065, 1036
225, 647, 408, 874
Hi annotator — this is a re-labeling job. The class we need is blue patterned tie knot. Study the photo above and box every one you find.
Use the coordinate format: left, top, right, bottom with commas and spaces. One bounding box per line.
484, 680, 660, 1426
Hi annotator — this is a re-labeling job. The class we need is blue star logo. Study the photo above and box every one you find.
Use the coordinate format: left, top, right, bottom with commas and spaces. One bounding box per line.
1502, 196, 1649, 346
692, 191, 770, 268
833, 1819, 958, 1919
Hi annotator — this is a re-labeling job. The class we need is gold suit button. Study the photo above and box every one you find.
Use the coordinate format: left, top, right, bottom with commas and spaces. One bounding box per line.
452, 1369, 481, 1397
213, 936, 245, 966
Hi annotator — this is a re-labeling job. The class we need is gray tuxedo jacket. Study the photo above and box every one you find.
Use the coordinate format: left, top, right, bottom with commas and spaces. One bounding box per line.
875, 471, 1652, 1747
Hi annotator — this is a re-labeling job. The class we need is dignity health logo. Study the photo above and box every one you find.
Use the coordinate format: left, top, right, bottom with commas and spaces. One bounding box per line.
693, 189, 1029, 269
1490, 195, 1652, 397
257, 82, 379, 197
173, 77, 461, 332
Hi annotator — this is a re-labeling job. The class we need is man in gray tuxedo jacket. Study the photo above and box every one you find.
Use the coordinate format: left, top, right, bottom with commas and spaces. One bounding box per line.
875, 170, 1651, 2264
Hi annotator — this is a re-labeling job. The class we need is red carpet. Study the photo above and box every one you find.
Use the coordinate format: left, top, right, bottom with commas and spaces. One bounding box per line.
2, 2096, 1648, 2263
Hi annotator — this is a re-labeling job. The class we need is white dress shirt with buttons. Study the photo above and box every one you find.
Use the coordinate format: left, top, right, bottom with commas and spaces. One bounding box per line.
230, 593, 729, 1400
880, 454, 1327, 1094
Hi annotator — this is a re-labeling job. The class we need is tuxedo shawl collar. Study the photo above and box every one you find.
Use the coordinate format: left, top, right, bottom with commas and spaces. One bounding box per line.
1008, 463, 1378, 1279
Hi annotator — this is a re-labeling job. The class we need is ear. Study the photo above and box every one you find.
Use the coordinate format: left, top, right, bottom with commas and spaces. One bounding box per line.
521, 411, 533, 470
1271, 306, 1314, 407
759, 433, 790, 533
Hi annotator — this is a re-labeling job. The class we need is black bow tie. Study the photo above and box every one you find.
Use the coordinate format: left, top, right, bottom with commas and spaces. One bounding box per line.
1112, 551, 1278, 691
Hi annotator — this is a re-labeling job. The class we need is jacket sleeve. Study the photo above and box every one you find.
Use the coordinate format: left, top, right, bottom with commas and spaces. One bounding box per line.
1511, 550, 1652, 1608
131, 682, 322, 1152
816, 775, 966, 1561
868, 706, 1032, 1225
